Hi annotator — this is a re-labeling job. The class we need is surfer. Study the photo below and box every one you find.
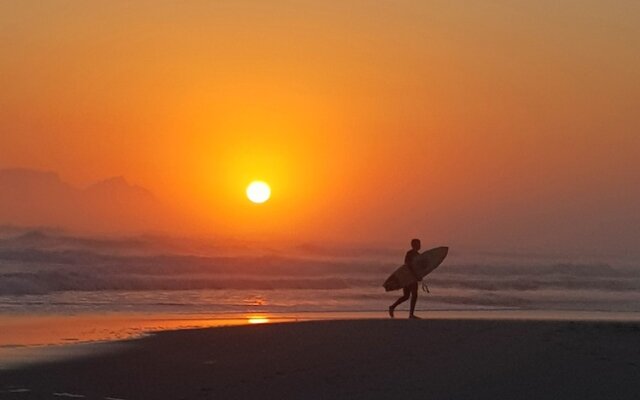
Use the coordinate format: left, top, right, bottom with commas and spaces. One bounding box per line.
388, 238, 421, 319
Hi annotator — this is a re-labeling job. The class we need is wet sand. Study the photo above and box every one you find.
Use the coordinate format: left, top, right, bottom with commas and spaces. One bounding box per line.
1, 319, 639, 399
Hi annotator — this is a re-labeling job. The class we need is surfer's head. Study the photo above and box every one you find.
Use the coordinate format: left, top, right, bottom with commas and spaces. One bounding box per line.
411, 238, 421, 251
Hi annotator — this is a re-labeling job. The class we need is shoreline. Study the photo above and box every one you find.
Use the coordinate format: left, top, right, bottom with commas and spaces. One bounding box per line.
3, 309, 640, 370
1, 318, 639, 399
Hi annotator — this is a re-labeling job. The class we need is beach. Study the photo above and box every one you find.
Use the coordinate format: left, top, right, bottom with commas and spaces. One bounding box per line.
1, 318, 639, 399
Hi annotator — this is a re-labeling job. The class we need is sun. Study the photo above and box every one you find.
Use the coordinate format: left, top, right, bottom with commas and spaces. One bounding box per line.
246, 181, 271, 204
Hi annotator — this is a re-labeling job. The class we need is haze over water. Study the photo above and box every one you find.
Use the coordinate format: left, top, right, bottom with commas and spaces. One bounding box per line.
1, 228, 639, 315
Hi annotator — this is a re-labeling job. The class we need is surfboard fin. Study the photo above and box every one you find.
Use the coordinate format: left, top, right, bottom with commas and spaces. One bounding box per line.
421, 281, 430, 293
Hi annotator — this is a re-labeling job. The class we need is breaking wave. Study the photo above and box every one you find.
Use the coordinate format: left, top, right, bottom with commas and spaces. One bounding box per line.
1, 229, 639, 312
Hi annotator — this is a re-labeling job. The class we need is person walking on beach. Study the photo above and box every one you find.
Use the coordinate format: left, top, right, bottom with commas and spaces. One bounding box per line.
389, 238, 421, 319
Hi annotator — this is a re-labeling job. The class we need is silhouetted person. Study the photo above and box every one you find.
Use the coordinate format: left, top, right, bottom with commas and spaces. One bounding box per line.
389, 238, 421, 319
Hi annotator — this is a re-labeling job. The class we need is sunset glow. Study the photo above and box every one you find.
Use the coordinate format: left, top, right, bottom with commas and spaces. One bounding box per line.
0, 3, 639, 397
0, 1, 637, 252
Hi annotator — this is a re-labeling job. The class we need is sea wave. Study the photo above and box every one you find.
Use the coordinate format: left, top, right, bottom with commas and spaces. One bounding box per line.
1, 229, 639, 314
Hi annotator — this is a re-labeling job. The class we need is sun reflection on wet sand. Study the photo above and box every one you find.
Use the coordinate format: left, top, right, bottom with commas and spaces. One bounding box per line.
247, 316, 270, 324
0, 313, 300, 365
0, 313, 286, 369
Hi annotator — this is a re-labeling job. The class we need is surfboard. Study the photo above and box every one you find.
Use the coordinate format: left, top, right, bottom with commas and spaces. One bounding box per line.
383, 246, 449, 292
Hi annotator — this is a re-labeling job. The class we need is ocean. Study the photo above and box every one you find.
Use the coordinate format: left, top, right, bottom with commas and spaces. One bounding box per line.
1, 228, 639, 366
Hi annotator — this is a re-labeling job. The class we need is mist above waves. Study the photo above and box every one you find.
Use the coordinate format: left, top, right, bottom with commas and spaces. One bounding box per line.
0, 228, 638, 299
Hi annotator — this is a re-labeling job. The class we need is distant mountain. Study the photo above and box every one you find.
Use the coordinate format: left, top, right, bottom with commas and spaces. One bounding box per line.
85, 176, 155, 203
0, 168, 75, 204
0, 168, 166, 233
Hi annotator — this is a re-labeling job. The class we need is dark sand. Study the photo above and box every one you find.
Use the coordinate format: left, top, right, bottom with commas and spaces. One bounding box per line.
1, 319, 639, 399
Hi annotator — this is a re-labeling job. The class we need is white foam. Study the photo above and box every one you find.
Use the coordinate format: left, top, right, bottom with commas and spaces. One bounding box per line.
7, 388, 31, 393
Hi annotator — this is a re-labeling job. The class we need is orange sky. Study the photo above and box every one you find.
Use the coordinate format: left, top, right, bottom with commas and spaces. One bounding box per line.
1, 1, 639, 252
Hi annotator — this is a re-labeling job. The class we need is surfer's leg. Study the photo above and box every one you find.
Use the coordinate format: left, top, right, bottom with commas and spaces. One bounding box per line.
409, 282, 418, 317
390, 287, 411, 313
